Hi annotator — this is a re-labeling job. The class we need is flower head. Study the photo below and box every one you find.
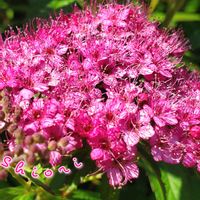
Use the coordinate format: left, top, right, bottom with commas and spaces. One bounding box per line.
0, 3, 196, 186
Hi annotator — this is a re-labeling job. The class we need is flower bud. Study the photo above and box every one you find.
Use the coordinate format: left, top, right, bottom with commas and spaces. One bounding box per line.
14, 145, 23, 156
58, 137, 68, 147
7, 123, 18, 133
0, 169, 8, 180
24, 135, 34, 145
0, 111, 5, 120
14, 106, 22, 116
26, 153, 35, 166
0, 120, 6, 131
13, 106, 22, 122
33, 133, 45, 143
13, 115, 21, 123
0, 143, 4, 155
29, 144, 38, 153
138, 93, 148, 104
2, 96, 11, 113
48, 140, 57, 151
13, 128, 24, 139
49, 151, 62, 166
3, 151, 13, 157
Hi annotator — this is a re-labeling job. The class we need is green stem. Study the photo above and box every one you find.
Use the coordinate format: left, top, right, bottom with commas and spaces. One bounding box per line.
138, 144, 166, 200
152, 12, 200, 22
25, 171, 55, 195
163, 0, 186, 27
7, 168, 30, 190
62, 183, 77, 198
148, 0, 159, 17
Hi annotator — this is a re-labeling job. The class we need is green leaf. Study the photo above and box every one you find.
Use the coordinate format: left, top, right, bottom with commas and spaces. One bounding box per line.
72, 190, 100, 200
149, 0, 159, 15
48, 170, 67, 193
25, 171, 55, 196
99, 175, 120, 200
47, 0, 76, 9
13, 193, 35, 200
184, 52, 200, 67
119, 169, 155, 200
182, 22, 200, 50
58, 146, 96, 186
0, 187, 35, 200
0, 0, 8, 9
139, 151, 166, 200
6, 8, 14, 20
184, 0, 200, 13
0, 180, 9, 188
27, 0, 50, 19
152, 12, 200, 23
159, 163, 200, 200
160, 165, 182, 200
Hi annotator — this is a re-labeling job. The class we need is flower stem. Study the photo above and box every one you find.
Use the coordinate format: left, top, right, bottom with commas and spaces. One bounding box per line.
163, 0, 186, 27
25, 171, 55, 195
7, 168, 30, 190
148, 0, 159, 17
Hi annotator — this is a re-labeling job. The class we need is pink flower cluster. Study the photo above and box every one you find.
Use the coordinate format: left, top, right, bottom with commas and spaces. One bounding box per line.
0, 3, 199, 187
150, 68, 200, 171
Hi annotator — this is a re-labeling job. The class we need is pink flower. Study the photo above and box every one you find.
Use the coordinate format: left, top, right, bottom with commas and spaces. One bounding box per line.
90, 148, 104, 160
49, 151, 62, 167
107, 162, 139, 188
0, 2, 196, 187
144, 94, 178, 127
182, 138, 200, 172
22, 98, 65, 139
150, 126, 184, 164
122, 109, 154, 146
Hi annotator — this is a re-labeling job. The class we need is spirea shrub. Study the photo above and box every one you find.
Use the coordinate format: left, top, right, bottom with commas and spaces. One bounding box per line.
0, 3, 199, 188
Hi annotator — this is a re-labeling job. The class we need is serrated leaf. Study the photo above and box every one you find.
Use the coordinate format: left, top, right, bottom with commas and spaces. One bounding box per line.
139, 155, 166, 200
159, 163, 200, 200
160, 166, 181, 200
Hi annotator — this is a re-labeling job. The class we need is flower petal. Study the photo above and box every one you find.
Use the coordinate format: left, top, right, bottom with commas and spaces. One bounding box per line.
139, 124, 155, 139
123, 131, 140, 146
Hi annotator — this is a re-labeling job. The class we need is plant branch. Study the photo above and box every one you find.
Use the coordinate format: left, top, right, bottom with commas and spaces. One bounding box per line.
163, 0, 186, 27
7, 168, 30, 190
148, 0, 159, 17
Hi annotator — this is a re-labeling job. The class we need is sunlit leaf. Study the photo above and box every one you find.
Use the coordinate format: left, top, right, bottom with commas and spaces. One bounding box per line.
0, 187, 35, 200
47, 0, 76, 9
139, 148, 166, 200
159, 164, 200, 200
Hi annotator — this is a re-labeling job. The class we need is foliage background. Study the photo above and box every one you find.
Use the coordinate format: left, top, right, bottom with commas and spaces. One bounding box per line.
0, 1, 200, 200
